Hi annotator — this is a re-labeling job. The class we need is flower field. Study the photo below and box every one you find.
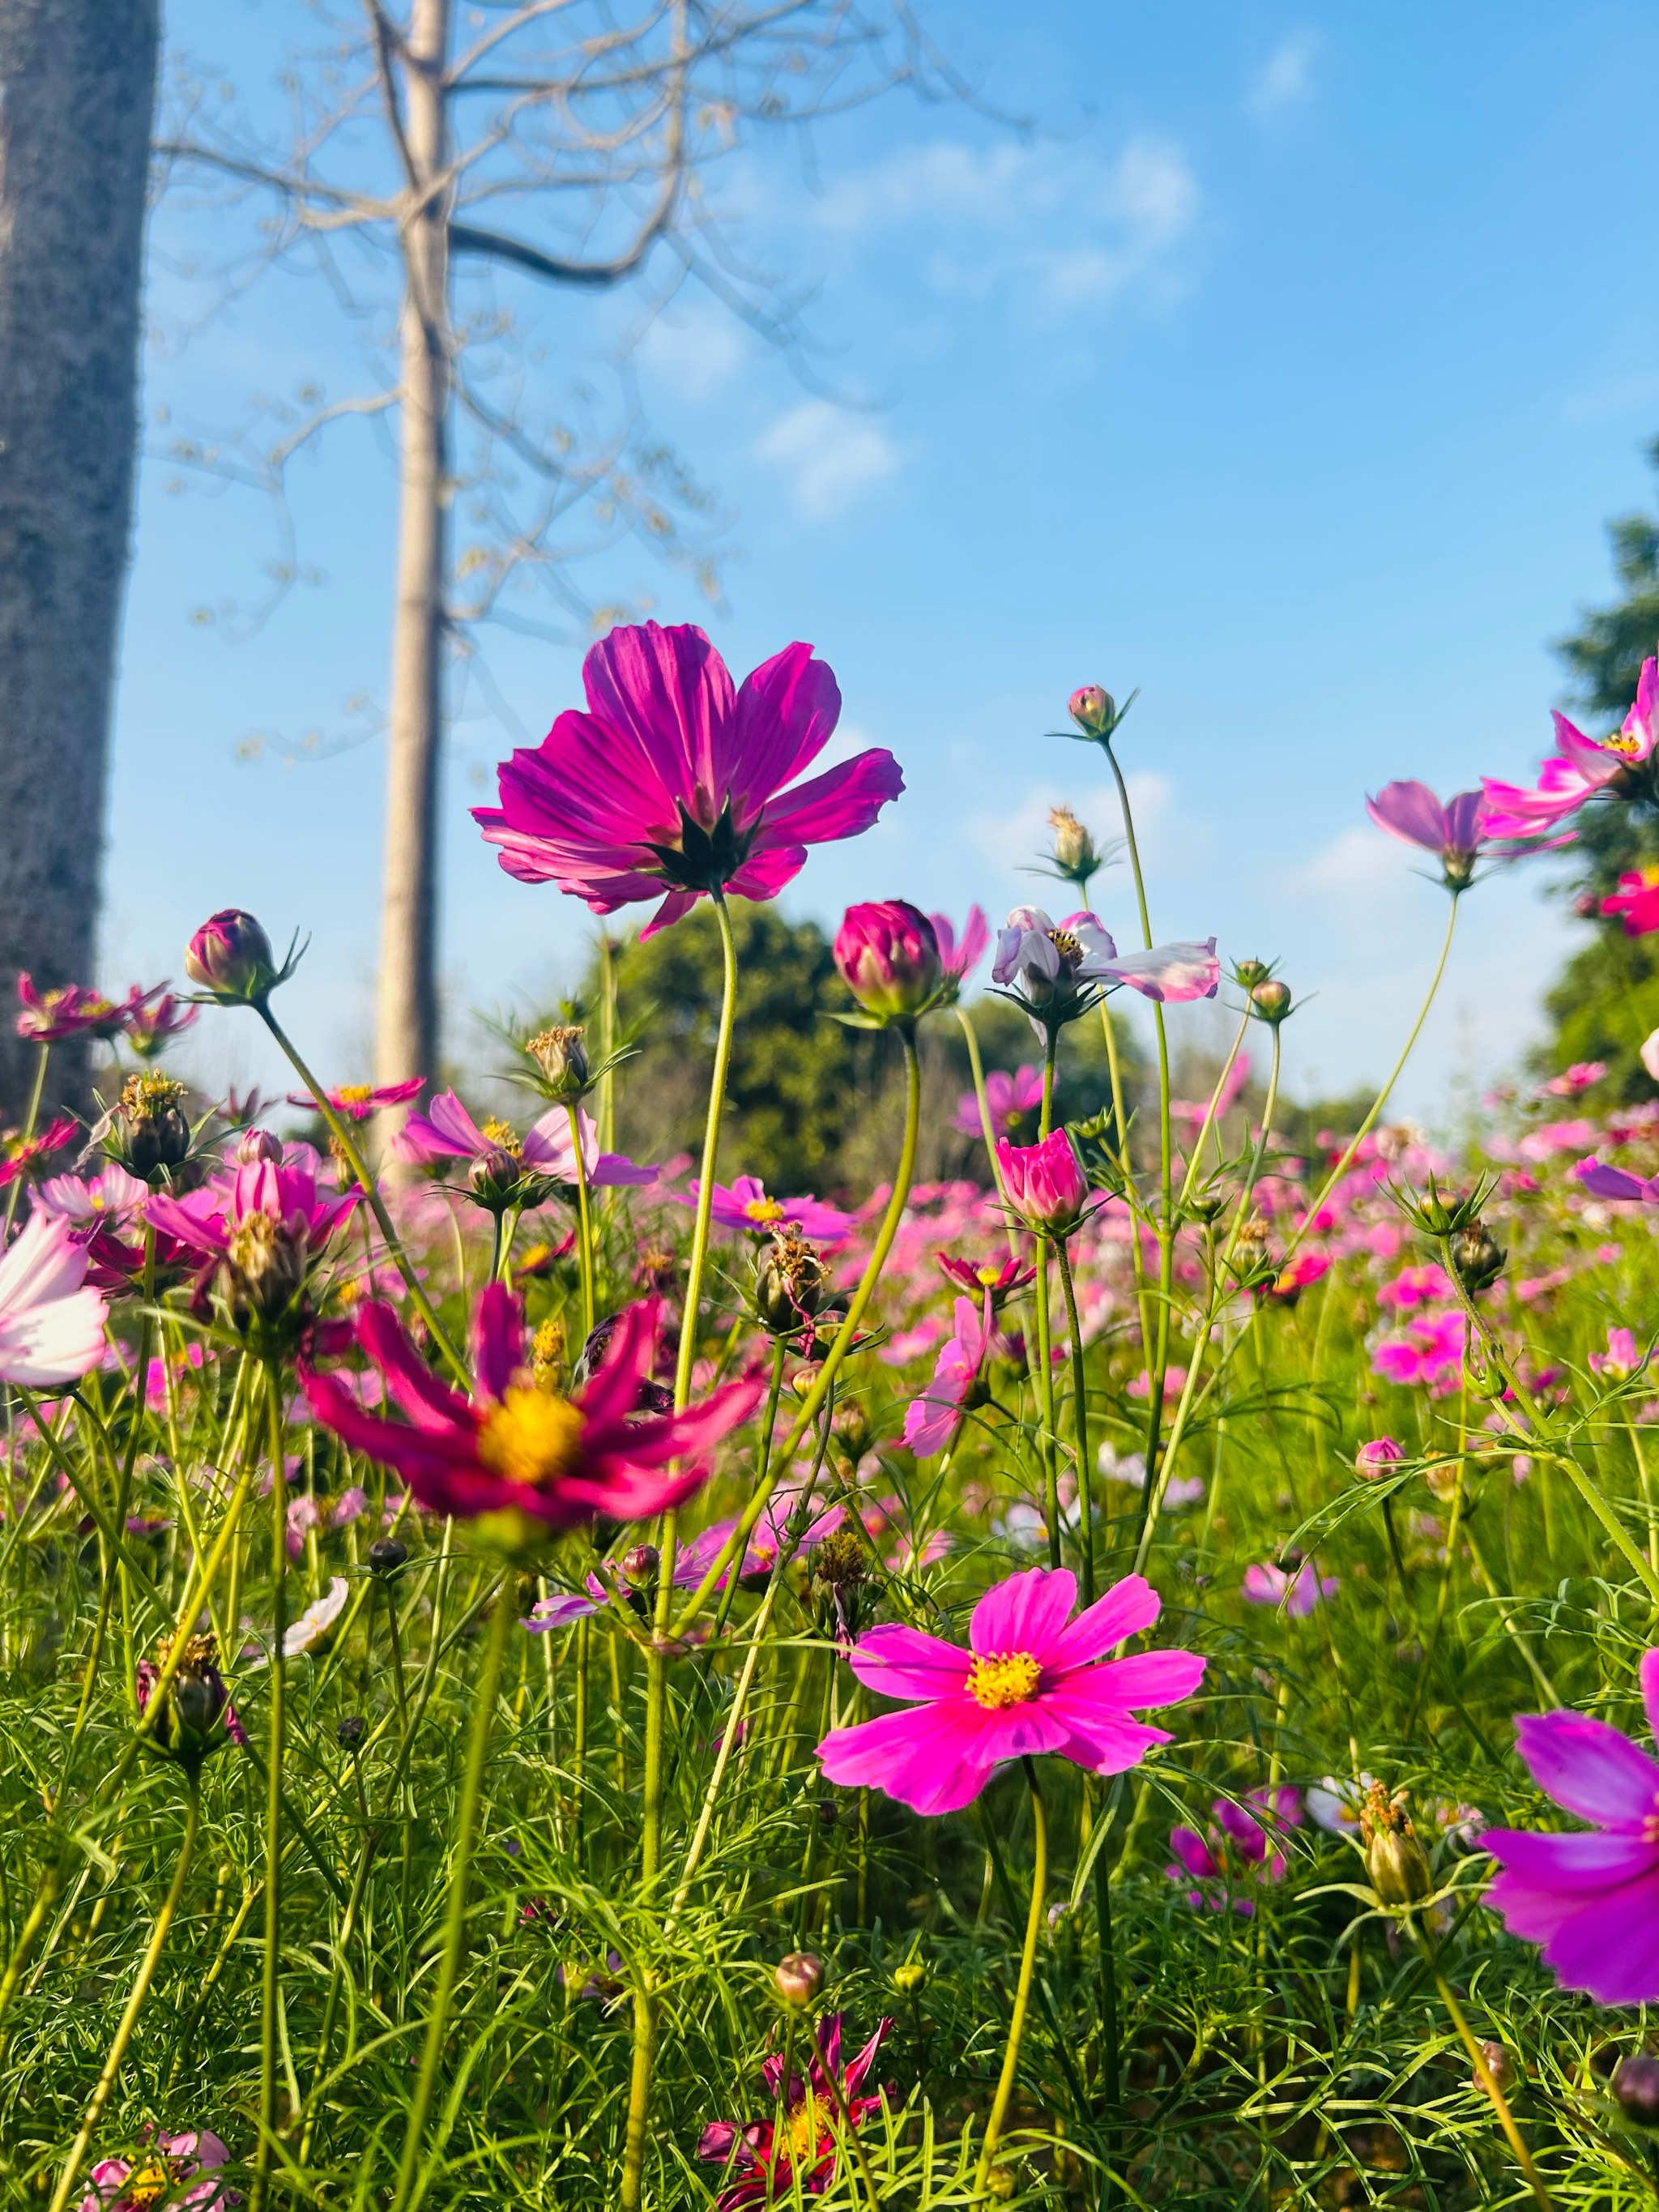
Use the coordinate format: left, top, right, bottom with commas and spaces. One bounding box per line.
11, 622, 1659, 2209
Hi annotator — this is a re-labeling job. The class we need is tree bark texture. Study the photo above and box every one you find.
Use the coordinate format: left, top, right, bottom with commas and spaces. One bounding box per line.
373, 0, 452, 1103
0, 0, 159, 1117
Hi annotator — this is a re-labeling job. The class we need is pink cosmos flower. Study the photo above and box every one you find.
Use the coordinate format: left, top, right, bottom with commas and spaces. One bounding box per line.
1484, 1649, 1659, 2006
1355, 1436, 1405, 1479
1480, 660, 1659, 839
123, 993, 198, 1058
299, 1285, 762, 1533
996, 1129, 1094, 1235
473, 620, 904, 937
0, 1115, 80, 1189
817, 1566, 1205, 1815
81, 2129, 234, 2212
992, 906, 1218, 1011
954, 1064, 1043, 1140
391, 1091, 654, 1186
1603, 865, 1659, 937
834, 901, 941, 1021
684, 1174, 853, 1245
15, 975, 164, 1045
1375, 1262, 1454, 1311
1576, 1157, 1659, 1205
1590, 1327, 1644, 1381
936, 1251, 1036, 1305
1371, 1309, 1465, 1390
0, 1211, 109, 1385
145, 1141, 360, 1271
1543, 1061, 1607, 1097
286, 1077, 425, 1123
1167, 1787, 1302, 1915
36, 1163, 152, 1287
903, 1295, 991, 1456
1242, 1561, 1337, 1616
1366, 780, 1486, 860
697, 2013, 892, 2209
929, 905, 989, 991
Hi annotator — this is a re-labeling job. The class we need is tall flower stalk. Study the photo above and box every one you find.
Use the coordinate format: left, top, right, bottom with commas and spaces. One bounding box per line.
975, 1759, 1047, 2200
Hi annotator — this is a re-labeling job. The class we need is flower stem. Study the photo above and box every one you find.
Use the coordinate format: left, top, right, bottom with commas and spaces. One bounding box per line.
956, 1002, 1020, 1257
3, 1042, 47, 1236
975, 1759, 1047, 2199
256, 1004, 467, 1382
1421, 1933, 1555, 2212
251, 1364, 289, 2212
810, 2012, 885, 2212
389, 1574, 514, 2212
46, 1773, 200, 2212
566, 1101, 597, 1338
1034, 1035, 1060, 1569
1055, 1241, 1096, 1602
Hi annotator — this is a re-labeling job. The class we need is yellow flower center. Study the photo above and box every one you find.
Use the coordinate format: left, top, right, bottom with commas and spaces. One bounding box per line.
476, 1386, 586, 1486
337, 1083, 373, 1104
975, 1265, 1003, 1287
744, 1196, 785, 1224
1047, 928, 1081, 962
1606, 730, 1644, 757
480, 1117, 522, 1155
966, 1650, 1043, 1709
787, 2092, 828, 2163
122, 2162, 182, 2211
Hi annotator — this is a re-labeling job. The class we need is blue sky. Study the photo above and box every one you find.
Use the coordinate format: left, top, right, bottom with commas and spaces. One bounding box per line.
107, 0, 1659, 1120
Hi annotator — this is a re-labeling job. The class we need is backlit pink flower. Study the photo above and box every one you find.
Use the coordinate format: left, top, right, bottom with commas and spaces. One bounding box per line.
1590, 1327, 1644, 1381
1544, 1061, 1607, 1097
1576, 1157, 1659, 1205
1242, 1561, 1337, 1616
684, 1175, 853, 1245
903, 1295, 991, 1456
697, 2013, 892, 2209
286, 1077, 424, 1122
954, 1064, 1043, 1139
391, 1092, 653, 1187
817, 1566, 1204, 1814
834, 901, 941, 1021
1604, 865, 1659, 937
996, 1129, 1093, 1235
1371, 1308, 1465, 1390
300, 1286, 762, 1535
1480, 660, 1659, 839
929, 905, 989, 989
0, 1211, 109, 1384
1167, 1787, 1302, 1915
474, 621, 903, 937
0, 1115, 79, 1189
15, 975, 164, 1045
1375, 1263, 1453, 1311
81, 2129, 233, 2212
1484, 1649, 1659, 2005
123, 992, 198, 1058
992, 906, 1218, 1011
145, 1142, 360, 1269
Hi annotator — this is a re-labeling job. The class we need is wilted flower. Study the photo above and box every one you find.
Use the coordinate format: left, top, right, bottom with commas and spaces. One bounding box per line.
754, 1226, 828, 1337
525, 1025, 591, 1097
1448, 1219, 1506, 1295
1047, 805, 1101, 883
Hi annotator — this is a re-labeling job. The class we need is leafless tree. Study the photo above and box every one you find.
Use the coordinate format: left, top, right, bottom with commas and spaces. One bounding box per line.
0, 1, 160, 1117
158, 0, 972, 1099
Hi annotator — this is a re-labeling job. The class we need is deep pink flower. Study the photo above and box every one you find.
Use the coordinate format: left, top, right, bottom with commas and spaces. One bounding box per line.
1242, 1561, 1337, 1616
0, 1210, 109, 1385
124, 993, 198, 1058
300, 1286, 762, 1535
1544, 1061, 1607, 1097
391, 1092, 653, 1187
996, 1129, 1093, 1235
1480, 660, 1659, 839
1371, 1308, 1465, 1390
1375, 1262, 1454, 1311
936, 1251, 1037, 1305
1365, 779, 1553, 884
834, 901, 942, 1022
0, 1115, 79, 1189
1576, 1157, 1659, 1205
683, 1174, 853, 1245
954, 1064, 1043, 1140
473, 621, 904, 937
1355, 1436, 1405, 1479
1167, 1787, 1302, 1915
929, 905, 989, 989
1604, 865, 1659, 937
1590, 1327, 1644, 1381
184, 908, 282, 1002
15, 975, 164, 1045
903, 1295, 991, 1456
1484, 1650, 1659, 2005
697, 2013, 892, 2209
817, 1566, 1205, 1815
81, 2129, 234, 2212
145, 1142, 360, 1268
287, 1077, 424, 1123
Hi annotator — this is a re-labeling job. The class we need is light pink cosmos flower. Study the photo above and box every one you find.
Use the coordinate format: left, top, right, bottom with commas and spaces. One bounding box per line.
473, 620, 904, 937
903, 1295, 992, 1456
1167, 1787, 1302, 1915
0, 1211, 109, 1385
817, 1566, 1205, 1815
992, 906, 1219, 1010
1241, 1561, 1337, 1616
1480, 659, 1659, 839
1375, 1262, 1454, 1311
36, 1164, 159, 1287
1371, 1309, 1465, 1390
81, 2129, 234, 2212
1543, 1061, 1608, 1097
1484, 1649, 1659, 2006
682, 1174, 852, 1245
1590, 1327, 1644, 1381
392, 1091, 654, 1186
953, 1064, 1043, 1140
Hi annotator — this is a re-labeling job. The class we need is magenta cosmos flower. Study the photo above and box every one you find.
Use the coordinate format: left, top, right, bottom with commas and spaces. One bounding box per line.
81, 2130, 233, 2212
1576, 1156, 1659, 1205
15, 974, 165, 1045
996, 1129, 1094, 1235
392, 1091, 653, 1187
1603, 865, 1659, 938
954, 1062, 1043, 1141
903, 1293, 992, 1456
473, 621, 904, 937
1168, 1787, 1302, 1915
817, 1566, 1204, 1815
287, 1077, 424, 1123
1241, 1561, 1337, 1616
300, 1284, 762, 1536
0, 1114, 79, 1190
683, 1174, 853, 1246
698, 2013, 892, 2210
1480, 660, 1659, 839
834, 900, 942, 1023
146, 1139, 360, 1270
0, 1210, 109, 1385
1484, 1650, 1659, 2005
930, 905, 989, 993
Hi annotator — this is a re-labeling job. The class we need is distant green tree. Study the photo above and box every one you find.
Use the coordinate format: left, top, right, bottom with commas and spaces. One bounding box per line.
1543, 442, 1659, 1095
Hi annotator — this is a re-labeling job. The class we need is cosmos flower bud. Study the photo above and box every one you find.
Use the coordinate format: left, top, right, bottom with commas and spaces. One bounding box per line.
470, 1139, 526, 1215
367, 1536, 407, 1577
1233, 958, 1272, 989
1449, 1219, 1506, 1295
755, 1227, 825, 1335
996, 1128, 1091, 1236
116, 1072, 192, 1178
621, 1542, 659, 1586
834, 901, 943, 1023
774, 1950, 824, 2007
337, 1714, 366, 1749
893, 1959, 926, 1994
185, 907, 279, 1003
983, 2167, 1017, 2201
834, 1400, 871, 1462
1355, 1436, 1405, 1480
1360, 1783, 1432, 1906
1047, 805, 1098, 880
1614, 2053, 1659, 2126
1068, 685, 1115, 736
136, 1632, 242, 1767
233, 1127, 284, 1166
1477, 2039, 1515, 2093
527, 1023, 591, 1098
1249, 979, 1293, 1024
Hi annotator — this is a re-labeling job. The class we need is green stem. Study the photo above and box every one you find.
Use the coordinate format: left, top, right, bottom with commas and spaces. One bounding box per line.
975, 1760, 1047, 2199
811, 2011, 885, 2212
3, 1043, 48, 1236
251, 1366, 289, 2211
1035, 1035, 1060, 1569
955, 1003, 1019, 1256
1422, 1934, 1555, 2211
1056, 1241, 1096, 1602
389, 1575, 514, 2212
566, 1103, 597, 1338
598, 930, 619, 1155
47, 1774, 200, 2212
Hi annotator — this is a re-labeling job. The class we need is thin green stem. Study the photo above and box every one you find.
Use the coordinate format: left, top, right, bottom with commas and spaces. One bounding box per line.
1422, 1934, 1555, 2211
1035, 1035, 1060, 1568
566, 1102, 598, 1338
955, 1003, 1019, 1257
975, 1760, 1047, 2200
3, 1044, 48, 1236
1056, 1241, 1096, 1601
251, 1365, 289, 2212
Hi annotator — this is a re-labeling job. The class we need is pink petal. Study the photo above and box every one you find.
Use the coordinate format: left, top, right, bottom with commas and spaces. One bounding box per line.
1041, 1572, 1162, 1673
1534, 1869, 1659, 2005
749, 748, 905, 850
818, 1704, 996, 1814
970, 1565, 1078, 1658
639, 889, 701, 938
724, 842, 809, 904
845, 1622, 973, 1702
1643, 1648, 1659, 1748
724, 640, 842, 823
352, 1301, 470, 1433
1514, 1710, 1659, 1828
1168, 1825, 1219, 1880
471, 1282, 526, 1403
1365, 780, 1448, 850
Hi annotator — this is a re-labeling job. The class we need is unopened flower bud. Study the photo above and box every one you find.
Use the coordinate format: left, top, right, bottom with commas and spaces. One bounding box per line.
774, 1951, 824, 2007
136, 1632, 241, 1767
337, 1714, 366, 1749
1449, 1219, 1506, 1295
1614, 2052, 1659, 2126
1356, 1436, 1405, 1480
1047, 805, 1098, 880
621, 1542, 659, 1587
368, 1536, 407, 1577
833, 1401, 871, 1462
470, 1137, 525, 1214
185, 907, 279, 1003
1477, 2039, 1514, 2093
983, 2167, 1017, 2201
527, 1024, 591, 1098
1233, 958, 1272, 990
220, 1210, 307, 1326
893, 1960, 926, 1995
1360, 1783, 1433, 1906
233, 1128, 284, 1166
1249, 979, 1293, 1024
1067, 685, 1115, 737
834, 901, 943, 1024
117, 1072, 191, 1177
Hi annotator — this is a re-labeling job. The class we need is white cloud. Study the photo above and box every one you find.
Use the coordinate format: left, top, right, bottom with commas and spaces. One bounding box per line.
1299, 824, 1407, 899
638, 307, 747, 403
755, 401, 899, 521
810, 134, 1200, 319
1247, 30, 1321, 119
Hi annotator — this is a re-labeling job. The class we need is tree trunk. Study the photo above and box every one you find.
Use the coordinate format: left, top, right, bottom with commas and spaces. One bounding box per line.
0, 0, 159, 1119
374, 0, 452, 1105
